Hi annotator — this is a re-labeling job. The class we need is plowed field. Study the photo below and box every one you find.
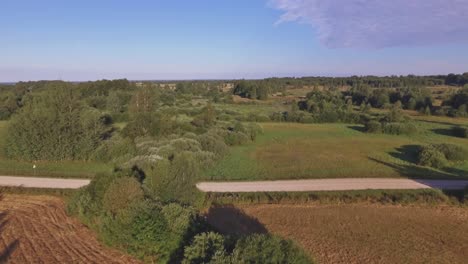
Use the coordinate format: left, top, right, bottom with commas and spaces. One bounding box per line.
0, 195, 139, 264
208, 204, 468, 264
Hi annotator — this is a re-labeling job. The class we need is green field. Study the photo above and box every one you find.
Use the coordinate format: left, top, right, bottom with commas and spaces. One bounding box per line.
0, 121, 112, 178
205, 119, 468, 181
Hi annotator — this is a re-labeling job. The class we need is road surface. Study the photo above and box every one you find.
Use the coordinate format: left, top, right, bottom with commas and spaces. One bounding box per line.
1, 176, 467, 192
196, 178, 468, 192
0, 176, 90, 189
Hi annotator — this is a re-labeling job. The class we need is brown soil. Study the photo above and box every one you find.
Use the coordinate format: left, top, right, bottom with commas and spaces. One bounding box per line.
207, 204, 468, 264
0, 194, 140, 264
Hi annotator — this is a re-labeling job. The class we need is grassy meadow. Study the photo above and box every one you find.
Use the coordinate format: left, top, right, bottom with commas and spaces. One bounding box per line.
205, 118, 468, 181
0, 121, 112, 178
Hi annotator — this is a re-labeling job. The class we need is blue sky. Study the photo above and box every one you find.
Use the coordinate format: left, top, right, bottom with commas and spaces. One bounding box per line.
1, 0, 468, 81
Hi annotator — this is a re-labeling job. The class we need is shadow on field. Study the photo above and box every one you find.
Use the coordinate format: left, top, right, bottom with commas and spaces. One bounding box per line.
347, 125, 366, 133
432, 128, 455, 137
388, 145, 420, 164
205, 205, 268, 236
368, 157, 463, 179
0, 193, 19, 263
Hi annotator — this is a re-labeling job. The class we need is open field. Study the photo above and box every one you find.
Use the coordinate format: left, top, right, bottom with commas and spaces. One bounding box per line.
207, 204, 468, 264
205, 121, 468, 181
0, 194, 139, 263
0, 121, 112, 178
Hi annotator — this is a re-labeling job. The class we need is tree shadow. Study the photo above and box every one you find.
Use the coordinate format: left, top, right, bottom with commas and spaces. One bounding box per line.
388, 145, 420, 164
386, 145, 468, 178
369, 157, 468, 181
431, 128, 455, 137
205, 205, 268, 236
347, 125, 366, 133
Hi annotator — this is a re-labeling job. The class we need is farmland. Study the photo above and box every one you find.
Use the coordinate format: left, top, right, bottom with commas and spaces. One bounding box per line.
207, 204, 468, 264
0, 194, 139, 263
205, 119, 468, 181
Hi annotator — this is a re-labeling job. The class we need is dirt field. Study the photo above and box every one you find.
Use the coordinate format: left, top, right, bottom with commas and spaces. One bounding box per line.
207, 204, 468, 264
0, 195, 139, 264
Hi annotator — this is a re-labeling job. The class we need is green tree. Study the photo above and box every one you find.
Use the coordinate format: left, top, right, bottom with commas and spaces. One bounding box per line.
6, 84, 110, 160
183, 232, 226, 264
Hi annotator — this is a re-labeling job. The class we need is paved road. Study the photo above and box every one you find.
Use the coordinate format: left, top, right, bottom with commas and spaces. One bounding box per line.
197, 178, 468, 192
0, 176, 90, 189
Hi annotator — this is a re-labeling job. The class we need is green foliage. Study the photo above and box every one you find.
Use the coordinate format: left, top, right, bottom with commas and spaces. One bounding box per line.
182, 233, 312, 264
381, 122, 418, 135
122, 112, 175, 139
231, 234, 312, 264
192, 102, 216, 128
364, 120, 382, 133
102, 177, 144, 214
92, 135, 136, 162
5, 84, 111, 161
183, 232, 226, 264
204, 189, 450, 206
417, 146, 448, 169
428, 144, 468, 161
233, 80, 272, 100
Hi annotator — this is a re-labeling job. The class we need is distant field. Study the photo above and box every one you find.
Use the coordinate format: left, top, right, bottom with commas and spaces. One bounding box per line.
207, 204, 468, 264
0, 121, 112, 178
205, 120, 468, 180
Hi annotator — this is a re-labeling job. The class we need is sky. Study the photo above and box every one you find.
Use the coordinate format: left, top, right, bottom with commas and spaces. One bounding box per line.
1, 0, 468, 81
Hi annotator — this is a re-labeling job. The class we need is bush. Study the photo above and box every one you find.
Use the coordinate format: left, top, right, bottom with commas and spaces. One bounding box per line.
364, 120, 382, 133
430, 143, 468, 161
183, 232, 226, 264
232, 234, 312, 264
382, 122, 418, 135
197, 133, 228, 158
92, 135, 136, 162
102, 177, 144, 214
417, 146, 448, 169
452, 126, 468, 138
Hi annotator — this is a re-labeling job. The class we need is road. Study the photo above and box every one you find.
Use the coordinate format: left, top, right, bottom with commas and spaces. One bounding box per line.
1, 176, 467, 192
196, 178, 468, 192
0, 176, 90, 189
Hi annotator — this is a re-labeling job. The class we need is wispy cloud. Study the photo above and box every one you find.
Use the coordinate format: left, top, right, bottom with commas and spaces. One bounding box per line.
269, 0, 468, 48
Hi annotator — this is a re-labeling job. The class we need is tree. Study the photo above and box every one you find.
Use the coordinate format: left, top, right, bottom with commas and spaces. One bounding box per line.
183, 232, 226, 264
6, 84, 110, 160
102, 177, 144, 215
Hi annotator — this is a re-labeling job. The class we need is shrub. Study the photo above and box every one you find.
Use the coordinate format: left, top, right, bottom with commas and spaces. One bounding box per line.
382, 122, 418, 135
197, 133, 228, 158
452, 126, 468, 138
232, 234, 312, 264
224, 131, 249, 146
102, 177, 144, 214
417, 146, 448, 169
183, 232, 226, 264
430, 143, 468, 161
92, 135, 136, 162
99, 200, 173, 262
364, 120, 382, 133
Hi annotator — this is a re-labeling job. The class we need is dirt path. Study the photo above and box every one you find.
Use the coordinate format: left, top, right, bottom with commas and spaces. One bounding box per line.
0, 176, 90, 189
197, 178, 468, 192
0, 195, 140, 263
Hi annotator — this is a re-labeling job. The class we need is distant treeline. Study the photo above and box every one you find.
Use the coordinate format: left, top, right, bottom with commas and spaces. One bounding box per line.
265, 73, 468, 88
